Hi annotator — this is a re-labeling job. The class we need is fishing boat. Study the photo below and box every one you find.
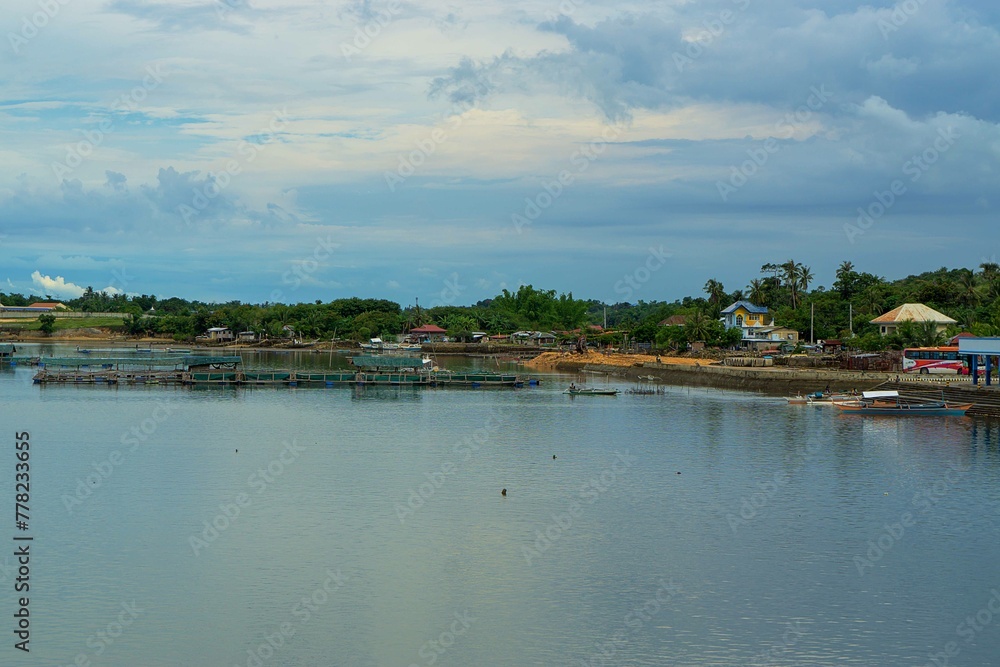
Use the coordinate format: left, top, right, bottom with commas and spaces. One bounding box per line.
833, 390, 972, 416
787, 390, 859, 405
564, 384, 618, 396
360, 337, 399, 352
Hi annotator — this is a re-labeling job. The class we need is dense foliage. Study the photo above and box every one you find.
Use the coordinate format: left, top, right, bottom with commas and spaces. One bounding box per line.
3, 262, 998, 349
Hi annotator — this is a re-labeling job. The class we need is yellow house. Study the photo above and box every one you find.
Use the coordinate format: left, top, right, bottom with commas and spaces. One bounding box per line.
721, 300, 772, 331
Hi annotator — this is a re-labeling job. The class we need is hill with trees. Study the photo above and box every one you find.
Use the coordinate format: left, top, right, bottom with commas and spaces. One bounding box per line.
3, 261, 997, 350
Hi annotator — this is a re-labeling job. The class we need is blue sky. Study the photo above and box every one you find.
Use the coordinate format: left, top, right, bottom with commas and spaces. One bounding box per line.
0, 0, 997, 306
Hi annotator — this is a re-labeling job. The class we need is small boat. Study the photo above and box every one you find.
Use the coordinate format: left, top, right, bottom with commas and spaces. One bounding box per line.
834, 390, 972, 416
787, 390, 859, 405
564, 385, 618, 396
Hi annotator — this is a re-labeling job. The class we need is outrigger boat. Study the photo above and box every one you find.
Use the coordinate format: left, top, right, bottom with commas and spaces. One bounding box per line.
833, 390, 972, 416
564, 384, 618, 396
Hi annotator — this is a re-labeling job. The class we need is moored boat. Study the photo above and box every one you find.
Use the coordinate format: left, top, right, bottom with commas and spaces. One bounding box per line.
834, 390, 972, 416
564, 384, 618, 396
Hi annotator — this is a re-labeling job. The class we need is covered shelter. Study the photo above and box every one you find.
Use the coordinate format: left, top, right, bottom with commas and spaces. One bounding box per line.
408, 324, 447, 342
958, 337, 1000, 386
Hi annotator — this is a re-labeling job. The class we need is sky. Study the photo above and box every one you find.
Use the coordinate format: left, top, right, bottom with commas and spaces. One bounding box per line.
0, 0, 997, 307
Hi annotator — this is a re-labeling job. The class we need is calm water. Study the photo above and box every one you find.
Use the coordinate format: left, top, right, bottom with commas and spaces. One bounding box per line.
2, 345, 1000, 666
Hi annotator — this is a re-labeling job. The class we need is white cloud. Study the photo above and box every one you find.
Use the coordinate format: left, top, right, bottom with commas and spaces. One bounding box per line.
29, 271, 120, 298
30, 271, 87, 298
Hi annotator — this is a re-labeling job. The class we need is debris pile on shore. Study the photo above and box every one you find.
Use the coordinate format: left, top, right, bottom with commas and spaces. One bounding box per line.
522, 350, 707, 370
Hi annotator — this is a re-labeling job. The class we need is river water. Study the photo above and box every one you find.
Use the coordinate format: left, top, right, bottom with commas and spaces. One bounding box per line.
2, 345, 1000, 666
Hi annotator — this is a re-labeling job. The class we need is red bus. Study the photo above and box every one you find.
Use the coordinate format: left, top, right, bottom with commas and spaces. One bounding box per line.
902, 346, 966, 374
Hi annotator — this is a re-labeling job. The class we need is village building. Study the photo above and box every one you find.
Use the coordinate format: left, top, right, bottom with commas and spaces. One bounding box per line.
870, 303, 957, 336
407, 324, 447, 343
28, 302, 69, 310
200, 327, 234, 342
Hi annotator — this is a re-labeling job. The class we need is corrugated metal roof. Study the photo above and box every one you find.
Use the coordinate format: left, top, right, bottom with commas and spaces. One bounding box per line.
721, 300, 769, 315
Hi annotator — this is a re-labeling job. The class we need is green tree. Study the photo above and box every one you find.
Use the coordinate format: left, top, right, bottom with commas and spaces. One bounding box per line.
37, 314, 56, 334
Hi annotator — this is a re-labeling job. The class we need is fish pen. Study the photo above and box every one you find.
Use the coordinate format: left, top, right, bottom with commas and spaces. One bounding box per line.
31, 354, 528, 388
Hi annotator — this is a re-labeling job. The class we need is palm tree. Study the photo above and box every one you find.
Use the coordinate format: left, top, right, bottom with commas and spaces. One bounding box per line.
836, 261, 854, 279
703, 279, 727, 311
980, 262, 1000, 299
683, 311, 711, 342
915, 320, 945, 347
797, 265, 813, 293
782, 259, 800, 308
958, 271, 981, 307
747, 279, 766, 306
859, 285, 883, 314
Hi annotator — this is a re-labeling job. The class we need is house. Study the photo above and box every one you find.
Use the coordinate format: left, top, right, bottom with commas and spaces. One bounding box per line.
870, 303, 957, 336
408, 324, 448, 343
821, 339, 843, 353
721, 300, 773, 333
531, 331, 557, 346
742, 326, 800, 350
658, 315, 687, 327
237, 331, 257, 342
27, 302, 69, 311
0, 343, 16, 359
204, 327, 234, 341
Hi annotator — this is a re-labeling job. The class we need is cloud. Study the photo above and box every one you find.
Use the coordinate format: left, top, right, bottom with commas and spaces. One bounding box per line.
30, 271, 87, 298
430, 4, 1000, 122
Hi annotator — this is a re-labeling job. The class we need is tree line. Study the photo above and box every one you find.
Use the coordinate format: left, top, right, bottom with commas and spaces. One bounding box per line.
3, 262, 998, 349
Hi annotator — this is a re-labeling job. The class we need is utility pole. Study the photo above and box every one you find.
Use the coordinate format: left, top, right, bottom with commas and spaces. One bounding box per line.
849, 303, 853, 337
810, 302, 814, 345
